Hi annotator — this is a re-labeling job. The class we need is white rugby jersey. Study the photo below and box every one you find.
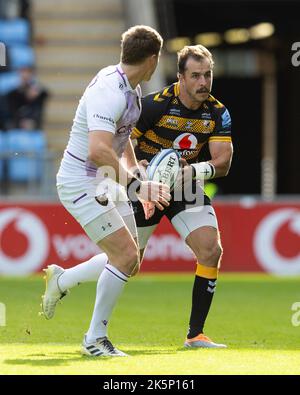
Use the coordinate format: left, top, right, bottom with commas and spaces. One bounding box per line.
57, 64, 142, 185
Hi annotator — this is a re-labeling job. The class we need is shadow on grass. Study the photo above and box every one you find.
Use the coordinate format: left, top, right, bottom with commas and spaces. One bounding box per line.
4, 348, 176, 367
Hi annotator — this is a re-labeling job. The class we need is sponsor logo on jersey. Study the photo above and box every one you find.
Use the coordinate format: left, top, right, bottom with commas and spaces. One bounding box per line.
202, 112, 212, 120
221, 109, 231, 128
117, 124, 132, 134
166, 118, 179, 127
185, 121, 193, 130
169, 108, 181, 116
93, 114, 114, 125
173, 133, 197, 150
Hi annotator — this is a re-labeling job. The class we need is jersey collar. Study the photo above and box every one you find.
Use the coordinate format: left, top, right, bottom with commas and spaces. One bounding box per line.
116, 64, 135, 92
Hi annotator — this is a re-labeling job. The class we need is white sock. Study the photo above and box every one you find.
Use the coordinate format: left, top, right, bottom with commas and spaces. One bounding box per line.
85, 263, 130, 343
58, 254, 108, 292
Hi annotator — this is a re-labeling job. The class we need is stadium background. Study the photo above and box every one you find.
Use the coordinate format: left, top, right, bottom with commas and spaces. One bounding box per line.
1, 0, 300, 377
0, 0, 299, 276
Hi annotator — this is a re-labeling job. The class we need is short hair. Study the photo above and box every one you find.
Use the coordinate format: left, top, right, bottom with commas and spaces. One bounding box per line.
121, 25, 163, 65
177, 45, 214, 74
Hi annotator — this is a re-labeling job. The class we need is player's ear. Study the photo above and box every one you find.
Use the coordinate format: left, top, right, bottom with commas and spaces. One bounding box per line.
177, 72, 183, 81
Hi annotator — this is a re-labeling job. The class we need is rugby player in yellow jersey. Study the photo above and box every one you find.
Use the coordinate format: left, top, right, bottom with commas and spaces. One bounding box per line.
130, 45, 233, 348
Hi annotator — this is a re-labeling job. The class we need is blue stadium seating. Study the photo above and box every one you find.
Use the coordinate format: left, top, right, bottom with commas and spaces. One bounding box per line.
0, 71, 21, 94
9, 45, 35, 69
0, 18, 30, 45
0, 130, 6, 180
6, 129, 46, 182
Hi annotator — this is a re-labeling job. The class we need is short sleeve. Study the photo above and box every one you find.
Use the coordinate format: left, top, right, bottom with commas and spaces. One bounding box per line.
209, 106, 232, 144
85, 80, 125, 133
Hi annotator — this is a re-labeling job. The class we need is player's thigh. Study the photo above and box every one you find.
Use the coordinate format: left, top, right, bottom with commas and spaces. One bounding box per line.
171, 205, 222, 265
114, 199, 138, 241
58, 184, 138, 268
57, 182, 116, 230
171, 205, 218, 240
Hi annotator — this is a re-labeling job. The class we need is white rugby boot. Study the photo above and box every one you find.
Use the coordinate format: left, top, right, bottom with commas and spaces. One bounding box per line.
82, 335, 128, 357
40, 264, 69, 320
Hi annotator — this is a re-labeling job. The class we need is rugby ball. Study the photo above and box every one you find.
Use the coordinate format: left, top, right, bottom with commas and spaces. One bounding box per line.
147, 149, 180, 190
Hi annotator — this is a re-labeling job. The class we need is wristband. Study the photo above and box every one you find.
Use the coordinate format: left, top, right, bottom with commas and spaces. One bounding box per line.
190, 162, 215, 180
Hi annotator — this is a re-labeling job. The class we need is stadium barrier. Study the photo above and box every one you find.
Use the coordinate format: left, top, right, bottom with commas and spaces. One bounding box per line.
0, 200, 299, 275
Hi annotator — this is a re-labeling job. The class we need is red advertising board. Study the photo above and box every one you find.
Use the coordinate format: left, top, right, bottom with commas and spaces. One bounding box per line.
0, 201, 299, 275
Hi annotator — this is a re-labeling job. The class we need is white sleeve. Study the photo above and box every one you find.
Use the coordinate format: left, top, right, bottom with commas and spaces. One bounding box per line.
85, 81, 125, 133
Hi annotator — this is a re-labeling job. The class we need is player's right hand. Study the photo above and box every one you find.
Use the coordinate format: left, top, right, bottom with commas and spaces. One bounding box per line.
138, 180, 171, 210
137, 159, 149, 181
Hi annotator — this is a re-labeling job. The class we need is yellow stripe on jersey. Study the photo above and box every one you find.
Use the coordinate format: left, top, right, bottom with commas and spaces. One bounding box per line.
144, 130, 173, 148
208, 95, 224, 108
174, 82, 180, 96
209, 136, 232, 143
153, 86, 174, 102
154, 93, 164, 102
139, 141, 160, 155
157, 115, 215, 133
162, 87, 173, 97
131, 127, 143, 139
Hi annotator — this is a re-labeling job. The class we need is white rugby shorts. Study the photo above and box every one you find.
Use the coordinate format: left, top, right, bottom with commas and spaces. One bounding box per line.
57, 178, 136, 243
137, 205, 218, 249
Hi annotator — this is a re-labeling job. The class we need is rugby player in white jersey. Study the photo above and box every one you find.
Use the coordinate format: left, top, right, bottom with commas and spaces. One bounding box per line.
40, 25, 170, 357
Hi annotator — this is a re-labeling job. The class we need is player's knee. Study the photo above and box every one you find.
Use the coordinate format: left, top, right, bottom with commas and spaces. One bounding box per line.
197, 243, 223, 267
122, 246, 140, 271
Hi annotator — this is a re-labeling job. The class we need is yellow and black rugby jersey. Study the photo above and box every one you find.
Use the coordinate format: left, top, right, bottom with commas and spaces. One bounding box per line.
132, 82, 232, 163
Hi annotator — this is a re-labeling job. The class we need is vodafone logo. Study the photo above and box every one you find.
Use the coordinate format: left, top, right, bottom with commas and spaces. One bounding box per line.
145, 235, 194, 260
173, 133, 197, 150
254, 208, 300, 275
0, 208, 49, 275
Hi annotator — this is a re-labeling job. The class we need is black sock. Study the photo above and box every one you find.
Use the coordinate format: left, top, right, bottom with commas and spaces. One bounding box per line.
187, 275, 217, 339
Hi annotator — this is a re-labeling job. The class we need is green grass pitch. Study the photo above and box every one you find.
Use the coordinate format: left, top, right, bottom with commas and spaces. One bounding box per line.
0, 273, 300, 375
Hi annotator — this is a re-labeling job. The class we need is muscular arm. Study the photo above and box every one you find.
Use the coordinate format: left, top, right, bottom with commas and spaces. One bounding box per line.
88, 130, 131, 186
208, 141, 233, 178
88, 130, 170, 206
122, 138, 139, 171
